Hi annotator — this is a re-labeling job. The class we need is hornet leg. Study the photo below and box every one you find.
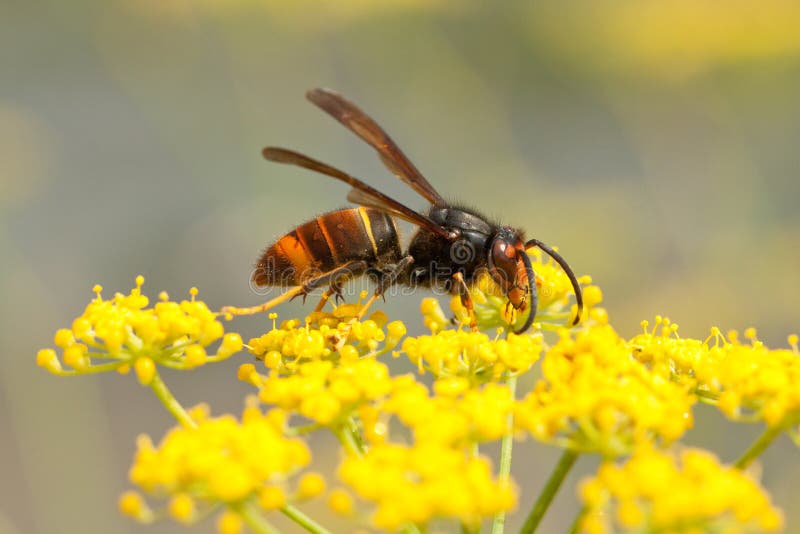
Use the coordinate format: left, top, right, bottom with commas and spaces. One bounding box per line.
356, 256, 414, 320
221, 261, 366, 317
452, 271, 478, 332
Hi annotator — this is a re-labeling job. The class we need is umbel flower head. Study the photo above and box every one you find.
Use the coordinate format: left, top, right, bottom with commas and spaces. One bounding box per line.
36, 269, 800, 533
445, 250, 605, 333
246, 308, 406, 372
631, 317, 800, 428
337, 441, 516, 531
384, 377, 516, 447
579, 446, 783, 534
37, 276, 243, 384
240, 311, 408, 429
515, 324, 694, 457
243, 357, 398, 427
122, 403, 317, 526
401, 300, 545, 381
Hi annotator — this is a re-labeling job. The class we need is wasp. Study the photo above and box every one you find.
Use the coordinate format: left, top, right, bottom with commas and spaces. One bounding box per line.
223, 88, 583, 333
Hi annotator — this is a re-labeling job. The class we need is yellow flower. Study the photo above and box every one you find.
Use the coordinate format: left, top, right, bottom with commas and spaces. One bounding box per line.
257, 486, 286, 511
629, 317, 709, 389
296, 472, 326, 500
252, 358, 396, 427
515, 324, 694, 456
338, 442, 516, 530
247, 313, 404, 373
579, 446, 783, 533
443, 250, 602, 332
168, 493, 195, 524
127, 405, 311, 514
328, 488, 355, 516
400, 322, 544, 381
216, 509, 242, 534
38, 277, 243, 377
118, 490, 153, 523
632, 318, 800, 427
385, 378, 515, 447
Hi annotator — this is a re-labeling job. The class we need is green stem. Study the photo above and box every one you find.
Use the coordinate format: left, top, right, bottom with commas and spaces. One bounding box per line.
149, 371, 197, 429
491, 375, 517, 534
518, 449, 579, 534
54, 361, 128, 376
565, 506, 586, 534
336, 425, 363, 456
281, 504, 333, 534
235, 500, 280, 534
734, 424, 784, 469
346, 416, 367, 454
401, 524, 423, 534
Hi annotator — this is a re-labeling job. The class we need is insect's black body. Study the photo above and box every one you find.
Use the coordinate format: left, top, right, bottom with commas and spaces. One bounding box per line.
250, 88, 583, 333
406, 205, 499, 291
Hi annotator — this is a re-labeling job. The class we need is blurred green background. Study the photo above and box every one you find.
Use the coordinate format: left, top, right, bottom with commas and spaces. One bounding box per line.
2, 1, 799, 533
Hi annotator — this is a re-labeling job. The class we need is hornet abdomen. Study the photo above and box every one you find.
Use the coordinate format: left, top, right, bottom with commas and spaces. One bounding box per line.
252, 207, 401, 287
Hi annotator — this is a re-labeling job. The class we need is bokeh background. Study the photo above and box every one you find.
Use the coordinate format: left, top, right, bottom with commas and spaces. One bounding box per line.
2, 1, 799, 533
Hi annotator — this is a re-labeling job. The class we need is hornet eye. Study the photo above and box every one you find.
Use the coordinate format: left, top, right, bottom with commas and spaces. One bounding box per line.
489, 239, 520, 289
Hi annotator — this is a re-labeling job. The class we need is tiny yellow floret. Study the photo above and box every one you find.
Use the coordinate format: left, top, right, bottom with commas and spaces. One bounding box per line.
328, 488, 355, 516
118, 491, 151, 521
36, 349, 62, 373
257, 486, 286, 510
168, 493, 195, 523
184, 345, 207, 368
134, 357, 156, 386
296, 472, 326, 500
216, 510, 242, 534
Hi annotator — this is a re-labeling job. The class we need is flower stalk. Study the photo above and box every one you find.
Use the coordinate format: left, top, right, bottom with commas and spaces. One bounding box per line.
734, 423, 785, 470
519, 449, 579, 534
491, 375, 517, 534
281, 505, 333, 534
149, 370, 197, 429
235, 500, 280, 534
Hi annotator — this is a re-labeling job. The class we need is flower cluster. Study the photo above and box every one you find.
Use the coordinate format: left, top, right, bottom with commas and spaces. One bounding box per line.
240, 312, 409, 433
385, 377, 515, 447
242, 358, 396, 428
515, 324, 694, 457
402, 300, 544, 380
121, 403, 318, 527
36, 276, 242, 385
631, 317, 800, 427
579, 446, 783, 534
247, 311, 405, 371
445, 250, 605, 333
37, 268, 800, 534
338, 442, 515, 531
